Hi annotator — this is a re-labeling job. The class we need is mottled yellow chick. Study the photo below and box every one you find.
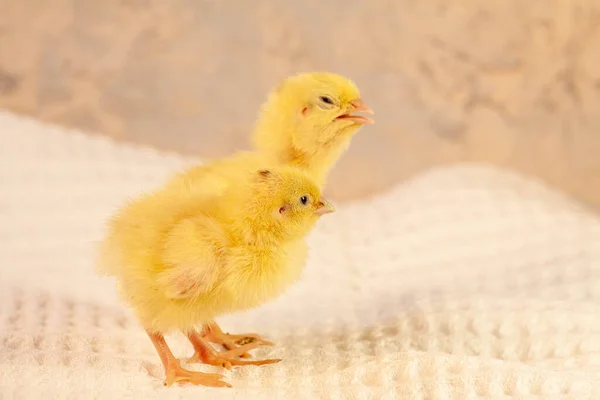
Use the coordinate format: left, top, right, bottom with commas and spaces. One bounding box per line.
98, 165, 335, 387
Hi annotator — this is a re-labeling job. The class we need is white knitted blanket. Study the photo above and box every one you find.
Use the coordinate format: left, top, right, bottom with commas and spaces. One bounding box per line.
1, 111, 599, 399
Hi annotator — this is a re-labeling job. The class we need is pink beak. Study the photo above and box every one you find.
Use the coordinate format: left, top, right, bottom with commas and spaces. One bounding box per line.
335, 99, 374, 125
314, 199, 336, 216
349, 99, 374, 115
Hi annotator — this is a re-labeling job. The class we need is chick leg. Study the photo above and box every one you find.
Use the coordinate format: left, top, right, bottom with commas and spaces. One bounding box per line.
146, 330, 232, 388
187, 330, 281, 368
202, 321, 274, 358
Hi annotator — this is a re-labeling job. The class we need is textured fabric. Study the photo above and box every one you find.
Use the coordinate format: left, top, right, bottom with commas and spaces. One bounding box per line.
1, 110, 599, 399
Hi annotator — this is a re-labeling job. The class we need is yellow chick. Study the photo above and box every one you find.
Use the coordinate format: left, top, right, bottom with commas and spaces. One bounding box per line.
164, 71, 373, 357
252, 71, 374, 187
176, 71, 374, 192
98, 165, 335, 387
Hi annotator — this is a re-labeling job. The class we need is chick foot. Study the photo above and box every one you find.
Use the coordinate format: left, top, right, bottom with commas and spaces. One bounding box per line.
188, 330, 281, 369
164, 362, 232, 388
147, 330, 231, 388
202, 322, 274, 358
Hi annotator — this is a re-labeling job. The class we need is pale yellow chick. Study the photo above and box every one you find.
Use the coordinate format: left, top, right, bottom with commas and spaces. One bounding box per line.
252, 71, 374, 187
164, 71, 373, 356
98, 165, 335, 387
174, 71, 374, 194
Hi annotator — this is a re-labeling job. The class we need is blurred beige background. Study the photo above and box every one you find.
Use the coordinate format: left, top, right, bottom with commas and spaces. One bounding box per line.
1, 0, 600, 208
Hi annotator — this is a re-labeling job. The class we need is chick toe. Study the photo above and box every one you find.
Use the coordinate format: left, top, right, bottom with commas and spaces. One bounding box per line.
203, 322, 274, 358
188, 330, 281, 368
164, 366, 232, 388
147, 330, 232, 388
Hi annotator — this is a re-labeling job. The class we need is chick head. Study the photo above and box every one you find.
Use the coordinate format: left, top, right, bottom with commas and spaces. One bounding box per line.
236, 166, 335, 241
253, 72, 374, 156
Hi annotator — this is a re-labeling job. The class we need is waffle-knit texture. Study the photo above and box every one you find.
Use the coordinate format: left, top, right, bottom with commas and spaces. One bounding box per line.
1, 111, 599, 399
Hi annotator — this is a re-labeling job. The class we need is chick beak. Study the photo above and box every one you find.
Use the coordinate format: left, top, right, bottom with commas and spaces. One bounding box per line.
314, 198, 336, 216
350, 99, 374, 115
335, 99, 375, 125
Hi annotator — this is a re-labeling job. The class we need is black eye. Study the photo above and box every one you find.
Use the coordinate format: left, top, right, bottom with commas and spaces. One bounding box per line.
300, 195, 309, 205
319, 96, 334, 105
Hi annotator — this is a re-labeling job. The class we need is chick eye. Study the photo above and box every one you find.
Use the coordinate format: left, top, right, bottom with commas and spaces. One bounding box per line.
319, 96, 334, 105
299, 195, 309, 205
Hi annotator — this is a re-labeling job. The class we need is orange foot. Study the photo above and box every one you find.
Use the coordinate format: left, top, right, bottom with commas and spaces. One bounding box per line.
188, 330, 281, 368
164, 361, 232, 388
202, 322, 274, 358
146, 330, 232, 388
